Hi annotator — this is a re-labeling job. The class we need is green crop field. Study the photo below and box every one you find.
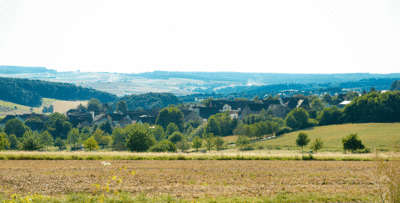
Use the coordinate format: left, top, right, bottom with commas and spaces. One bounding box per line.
253, 123, 400, 152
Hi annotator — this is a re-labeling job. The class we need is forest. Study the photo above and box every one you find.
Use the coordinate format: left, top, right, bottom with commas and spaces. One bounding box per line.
0, 77, 118, 107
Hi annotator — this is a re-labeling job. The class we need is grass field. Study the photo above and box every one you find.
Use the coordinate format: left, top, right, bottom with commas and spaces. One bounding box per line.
251, 123, 400, 152
0, 98, 87, 116
0, 160, 386, 202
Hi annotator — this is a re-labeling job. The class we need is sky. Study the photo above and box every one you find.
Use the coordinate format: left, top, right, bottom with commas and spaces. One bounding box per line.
0, 0, 399, 74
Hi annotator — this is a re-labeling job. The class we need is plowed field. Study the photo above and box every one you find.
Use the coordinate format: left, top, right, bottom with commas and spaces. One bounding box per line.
0, 160, 378, 199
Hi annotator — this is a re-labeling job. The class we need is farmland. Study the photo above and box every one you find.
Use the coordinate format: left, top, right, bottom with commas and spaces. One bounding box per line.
0, 160, 385, 202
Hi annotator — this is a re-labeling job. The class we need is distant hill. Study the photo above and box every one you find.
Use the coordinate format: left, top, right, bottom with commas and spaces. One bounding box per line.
0, 77, 118, 107
135, 71, 400, 85
0, 66, 57, 74
111, 92, 181, 110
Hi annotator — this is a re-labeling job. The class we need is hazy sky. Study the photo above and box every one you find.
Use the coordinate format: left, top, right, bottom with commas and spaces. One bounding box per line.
0, 0, 399, 73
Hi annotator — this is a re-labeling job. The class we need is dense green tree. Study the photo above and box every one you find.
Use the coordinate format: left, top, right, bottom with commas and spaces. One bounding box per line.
99, 135, 111, 149
7, 134, 19, 150
322, 94, 332, 104
40, 131, 53, 151
156, 107, 185, 132
204, 117, 220, 136
21, 131, 42, 151
99, 121, 113, 135
176, 138, 190, 152
126, 130, 155, 152
4, 119, 26, 138
311, 98, 324, 112
310, 137, 323, 153
87, 98, 102, 112
165, 123, 179, 136
111, 127, 128, 151
0, 125, 3, 132
213, 137, 224, 151
204, 133, 214, 152
169, 131, 183, 144
244, 125, 254, 140
317, 106, 343, 126
93, 129, 104, 143
296, 132, 310, 152
342, 92, 400, 123
192, 136, 203, 151
117, 101, 128, 114
54, 137, 66, 151
84, 137, 99, 151
342, 133, 365, 153
284, 108, 310, 129
45, 113, 71, 139
0, 132, 9, 150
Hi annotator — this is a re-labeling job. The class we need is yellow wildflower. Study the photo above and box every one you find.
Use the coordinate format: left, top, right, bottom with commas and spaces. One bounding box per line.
112, 176, 117, 180
131, 171, 135, 175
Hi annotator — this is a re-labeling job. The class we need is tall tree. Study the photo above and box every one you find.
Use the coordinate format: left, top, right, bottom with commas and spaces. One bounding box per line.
117, 101, 128, 114
40, 131, 53, 151
296, 132, 310, 152
4, 118, 26, 138
322, 94, 332, 104
204, 133, 215, 152
0, 132, 9, 151
369, 87, 376, 93
192, 136, 203, 152
311, 98, 324, 112
68, 128, 80, 149
126, 130, 154, 152
285, 108, 309, 129
310, 137, 323, 153
204, 117, 220, 136
111, 127, 128, 151
100, 121, 113, 135
342, 133, 365, 153
213, 137, 224, 151
156, 107, 185, 132
87, 98, 102, 112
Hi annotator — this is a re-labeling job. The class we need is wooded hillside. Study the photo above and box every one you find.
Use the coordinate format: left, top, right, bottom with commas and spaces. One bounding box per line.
0, 77, 118, 107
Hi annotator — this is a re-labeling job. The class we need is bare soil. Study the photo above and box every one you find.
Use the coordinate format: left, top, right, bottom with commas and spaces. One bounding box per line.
0, 160, 379, 199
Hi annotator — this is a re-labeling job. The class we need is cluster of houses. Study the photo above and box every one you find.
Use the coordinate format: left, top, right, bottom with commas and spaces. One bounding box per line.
0, 97, 312, 131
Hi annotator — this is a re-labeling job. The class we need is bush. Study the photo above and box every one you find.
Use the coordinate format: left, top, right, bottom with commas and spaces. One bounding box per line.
354, 148, 371, 154
342, 133, 365, 153
257, 145, 264, 150
240, 145, 254, 151
148, 140, 177, 152
274, 146, 282, 150
275, 126, 292, 136
307, 118, 319, 127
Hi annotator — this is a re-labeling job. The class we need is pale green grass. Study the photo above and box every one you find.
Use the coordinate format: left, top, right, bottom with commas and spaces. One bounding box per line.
254, 123, 400, 151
